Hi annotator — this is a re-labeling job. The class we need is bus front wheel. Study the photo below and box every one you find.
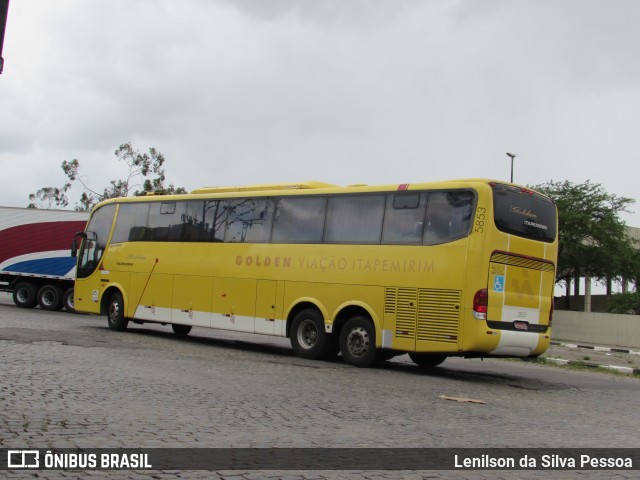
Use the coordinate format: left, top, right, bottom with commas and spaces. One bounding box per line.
107, 292, 129, 331
339, 316, 377, 368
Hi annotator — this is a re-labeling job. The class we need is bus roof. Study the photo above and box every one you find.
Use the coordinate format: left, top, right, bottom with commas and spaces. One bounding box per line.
189, 179, 503, 196
95, 178, 552, 209
191, 181, 339, 194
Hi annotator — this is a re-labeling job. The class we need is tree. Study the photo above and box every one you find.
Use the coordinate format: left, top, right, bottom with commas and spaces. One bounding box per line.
28, 143, 187, 211
531, 180, 639, 304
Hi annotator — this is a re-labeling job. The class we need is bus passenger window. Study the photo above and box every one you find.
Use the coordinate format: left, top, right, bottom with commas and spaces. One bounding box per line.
325, 195, 384, 244
147, 201, 186, 242
382, 193, 426, 244
182, 200, 224, 242
224, 198, 274, 243
272, 197, 326, 243
423, 191, 474, 245
111, 203, 150, 244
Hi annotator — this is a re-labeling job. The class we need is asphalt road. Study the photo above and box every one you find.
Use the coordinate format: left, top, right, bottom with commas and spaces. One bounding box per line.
1, 294, 638, 479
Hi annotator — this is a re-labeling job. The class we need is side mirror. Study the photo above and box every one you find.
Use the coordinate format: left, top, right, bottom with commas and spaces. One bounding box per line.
71, 232, 87, 257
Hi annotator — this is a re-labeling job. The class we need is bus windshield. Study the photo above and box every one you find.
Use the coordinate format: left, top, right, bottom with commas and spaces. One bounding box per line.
76, 204, 115, 278
492, 184, 556, 242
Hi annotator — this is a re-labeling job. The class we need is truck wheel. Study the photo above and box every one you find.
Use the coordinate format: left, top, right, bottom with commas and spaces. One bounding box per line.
12, 282, 38, 308
63, 288, 76, 313
107, 292, 129, 331
38, 284, 64, 311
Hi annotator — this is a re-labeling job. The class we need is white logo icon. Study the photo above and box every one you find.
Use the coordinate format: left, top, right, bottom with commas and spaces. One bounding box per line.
8, 450, 40, 468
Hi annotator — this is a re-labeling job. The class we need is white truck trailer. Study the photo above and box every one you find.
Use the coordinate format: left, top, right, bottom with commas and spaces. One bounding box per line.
0, 207, 88, 311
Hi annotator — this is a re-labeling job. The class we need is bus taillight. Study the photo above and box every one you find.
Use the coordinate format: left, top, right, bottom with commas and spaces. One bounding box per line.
473, 289, 488, 320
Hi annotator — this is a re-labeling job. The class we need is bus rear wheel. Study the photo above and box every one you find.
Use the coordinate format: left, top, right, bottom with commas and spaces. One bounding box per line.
290, 309, 333, 360
107, 292, 129, 331
339, 316, 377, 368
172, 324, 192, 336
409, 353, 446, 368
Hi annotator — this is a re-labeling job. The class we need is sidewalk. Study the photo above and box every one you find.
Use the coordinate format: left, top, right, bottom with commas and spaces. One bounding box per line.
542, 341, 640, 375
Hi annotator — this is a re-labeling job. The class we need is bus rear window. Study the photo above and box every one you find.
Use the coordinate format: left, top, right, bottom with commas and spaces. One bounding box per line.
492, 184, 557, 242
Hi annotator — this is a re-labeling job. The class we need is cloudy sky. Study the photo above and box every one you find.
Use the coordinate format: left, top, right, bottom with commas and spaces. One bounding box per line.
2, 0, 640, 225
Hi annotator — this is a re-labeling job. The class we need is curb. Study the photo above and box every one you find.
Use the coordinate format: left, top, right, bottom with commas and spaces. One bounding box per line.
544, 357, 640, 375
550, 340, 640, 356
547, 341, 640, 375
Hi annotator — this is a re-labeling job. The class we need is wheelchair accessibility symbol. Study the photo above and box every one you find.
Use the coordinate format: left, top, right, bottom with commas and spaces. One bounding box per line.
493, 275, 505, 292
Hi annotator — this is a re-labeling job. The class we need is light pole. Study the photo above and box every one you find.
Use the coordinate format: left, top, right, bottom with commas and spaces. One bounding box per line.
506, 152, 516, 183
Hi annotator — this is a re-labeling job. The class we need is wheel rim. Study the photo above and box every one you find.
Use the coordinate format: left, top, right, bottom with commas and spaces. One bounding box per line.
296, 318, 318, 349
16, 289, 29, 303
346, 326, 370, 358
42, 291, 54, 307
109, 300, 120, 323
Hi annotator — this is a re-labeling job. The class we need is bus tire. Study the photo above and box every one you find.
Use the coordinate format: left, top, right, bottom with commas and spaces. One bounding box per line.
107, 292, 129, 331
62, 288, 76, 313
172, 324, 192, 336
290, 308, 330, 360
339, 316, 377, 368
37, 284, 64, 311
12, 282, 38, 308
409, 353, 446, 368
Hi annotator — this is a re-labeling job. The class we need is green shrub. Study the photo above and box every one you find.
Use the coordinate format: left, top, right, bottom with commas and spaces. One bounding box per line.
607, 292, 640, 315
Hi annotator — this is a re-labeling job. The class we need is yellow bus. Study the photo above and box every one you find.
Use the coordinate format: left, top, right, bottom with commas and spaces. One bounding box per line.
73, 179, 558, 368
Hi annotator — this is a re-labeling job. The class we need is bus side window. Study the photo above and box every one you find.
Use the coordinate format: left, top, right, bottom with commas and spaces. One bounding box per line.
423, 191, 474, 245
78, 234, 98, 270
382, 193, 426, 244
111, 203, 150, 244
146, 201, 186, 242
224, 198, 274, 243
180, 200, 225, 242
272, 197, 326, 243
324, 195, 385, 244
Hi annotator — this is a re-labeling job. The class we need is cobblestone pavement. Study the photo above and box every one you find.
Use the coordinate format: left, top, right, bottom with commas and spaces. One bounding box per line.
0, 294, 639, 479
